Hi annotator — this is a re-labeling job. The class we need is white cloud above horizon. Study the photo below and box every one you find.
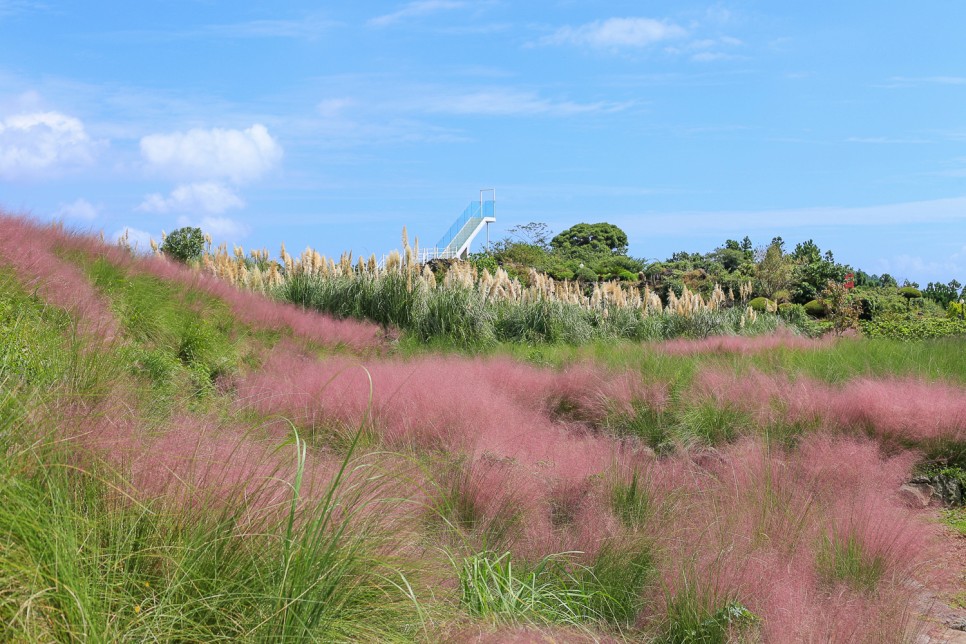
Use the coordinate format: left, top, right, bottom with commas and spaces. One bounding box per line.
56, 197, 100, 221
878, 245, 966, 284
410, 87, 627, 116
138, 182, 245, 215
0, 111, 99, 178
140, 124, 282, 184
177, 214, 250, 240
541, 17, 687, 50
368, 1, 465, 27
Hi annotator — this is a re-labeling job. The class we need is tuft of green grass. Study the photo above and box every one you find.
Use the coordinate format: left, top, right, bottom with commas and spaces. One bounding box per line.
580, 541, 654, 626
611, 470, 652, 529
676, 402, 750, 446
816, 533, 886, 593
455, 545, 654, 629
455, 550, 597, 626
659, 586, 759, 644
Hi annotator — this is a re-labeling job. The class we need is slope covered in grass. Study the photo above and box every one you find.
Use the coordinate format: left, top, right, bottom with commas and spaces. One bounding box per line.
2, 213, 965, 641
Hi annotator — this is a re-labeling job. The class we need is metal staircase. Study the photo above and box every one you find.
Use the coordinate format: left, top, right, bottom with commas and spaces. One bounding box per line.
420, 189, 496, 262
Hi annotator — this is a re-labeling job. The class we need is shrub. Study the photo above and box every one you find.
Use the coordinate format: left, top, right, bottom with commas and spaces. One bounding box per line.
898, 286, 922, 300
861, 316, 966, 340
574, 266, 598, 282
778, 302, 807, 324
748, 297, 775, 313
948, 301, 965, 320
161, 227, 205, 264
804, 299, 826, 318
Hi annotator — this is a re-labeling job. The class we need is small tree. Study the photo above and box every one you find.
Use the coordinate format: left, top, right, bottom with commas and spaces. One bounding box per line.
754, 242, 793, 299
550, 222, 629, 256
819, 280, 861, 334
161, 227, 205, 263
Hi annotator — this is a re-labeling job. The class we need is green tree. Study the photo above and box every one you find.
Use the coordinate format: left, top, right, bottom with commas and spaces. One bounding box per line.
754, 242, 793, 298
161, 227, 205, 263
790, 240, 846, 303
550, 222, 629, 256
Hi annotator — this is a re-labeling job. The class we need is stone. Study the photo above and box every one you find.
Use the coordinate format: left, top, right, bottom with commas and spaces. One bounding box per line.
933, 475, 964, 507
899, 483, 934, 508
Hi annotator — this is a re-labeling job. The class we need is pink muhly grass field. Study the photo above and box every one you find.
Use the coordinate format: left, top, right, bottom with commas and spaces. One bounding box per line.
237, 347, 651, 478
692, 367, 966, 445
0, 213, 384, 352
128, 253, 385, 352
656, 328, 835, 356
640, 434, 931, 640
0, 214, 118, 338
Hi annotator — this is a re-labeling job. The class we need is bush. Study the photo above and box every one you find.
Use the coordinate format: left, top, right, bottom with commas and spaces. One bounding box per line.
898, 286, 922, 300
574, 266, 598, 282
161, 227, 205, 264
748, 297, 775, 313
948, 301, 965, 320
804, 300, 826, 318
861, 315, 966, 340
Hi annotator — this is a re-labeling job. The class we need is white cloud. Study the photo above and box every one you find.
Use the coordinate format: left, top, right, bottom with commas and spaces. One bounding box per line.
411, 88, 626, 116
881, 76, 966, 88
112, 226, 155, 253
542, 17, 687, 49
140, 124, 282, 184
880, 246, 966, 283
0, 111, 98, 178
317, 98, 355, 117
368, 1, 464, 27
138, 182, 245, 215
845, 136, 929, 144
56, 197, 100, 221
177, 215, 250, 240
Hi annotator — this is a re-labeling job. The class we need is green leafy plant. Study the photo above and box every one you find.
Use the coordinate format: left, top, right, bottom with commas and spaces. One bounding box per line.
161, 227, 205, 264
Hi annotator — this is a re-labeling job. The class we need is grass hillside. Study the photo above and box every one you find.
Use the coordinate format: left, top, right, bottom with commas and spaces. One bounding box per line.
1, 213, 965, 641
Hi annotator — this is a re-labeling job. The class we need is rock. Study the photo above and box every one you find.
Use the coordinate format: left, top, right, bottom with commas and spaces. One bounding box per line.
933, 475, 964, 507
899, 483, 934, 508
952, 617, 966, 632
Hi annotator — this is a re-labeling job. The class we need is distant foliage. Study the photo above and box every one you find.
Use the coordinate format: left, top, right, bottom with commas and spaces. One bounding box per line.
862, 315, 966, 341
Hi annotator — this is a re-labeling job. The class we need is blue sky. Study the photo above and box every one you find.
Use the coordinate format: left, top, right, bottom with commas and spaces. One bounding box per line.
1, 1, 965, 284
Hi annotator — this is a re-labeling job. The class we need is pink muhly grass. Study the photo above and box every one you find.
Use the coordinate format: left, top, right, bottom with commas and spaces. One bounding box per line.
238, 348, 637, 480
1, 213, 385, 352
640, 434, 931, 640
656, 328, 835, 356
129, 253, 385, 352
0, 213, 118, 338
692, 367, 966, 445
